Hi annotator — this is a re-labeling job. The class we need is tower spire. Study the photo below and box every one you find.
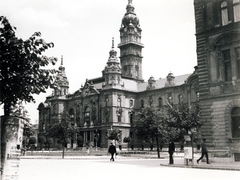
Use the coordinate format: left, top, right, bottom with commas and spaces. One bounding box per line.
118, 0, 144, 82
102, 39, 122, 88
112, 37, 114, 49
54, 55, 69, 96
61, 55, 63, 66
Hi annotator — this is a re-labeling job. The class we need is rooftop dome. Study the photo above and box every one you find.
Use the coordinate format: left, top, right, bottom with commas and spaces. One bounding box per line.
122, 0, 139, 28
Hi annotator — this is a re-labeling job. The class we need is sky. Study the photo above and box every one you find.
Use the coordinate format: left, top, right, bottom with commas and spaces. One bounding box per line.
0, 0, 197, 124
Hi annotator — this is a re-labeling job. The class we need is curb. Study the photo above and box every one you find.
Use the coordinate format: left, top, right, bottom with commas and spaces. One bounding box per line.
160, 164, 240, 171
19, 155, 162, 160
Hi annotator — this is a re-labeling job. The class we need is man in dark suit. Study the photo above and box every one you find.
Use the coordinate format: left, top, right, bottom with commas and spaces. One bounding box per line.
108, 142, 117, 161
197, 139, 210, 164
168, 140, 175, 164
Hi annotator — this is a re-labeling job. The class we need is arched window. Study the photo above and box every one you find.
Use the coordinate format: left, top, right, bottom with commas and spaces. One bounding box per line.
76, 117, 80, 127
231, 107, 240, 138
178, 94, 183, 105
69, 108, 75, 125
149, 96, 153, 106
233, 0, 240, 22
84, 107, 90, 124
135, 65, 139, 78
140, 100, 144, 108
158, 97, 163, 108
221, 1, 228, 26
130, 113, 133, 124
117, 97, 121, 107
130, 99, 133, 107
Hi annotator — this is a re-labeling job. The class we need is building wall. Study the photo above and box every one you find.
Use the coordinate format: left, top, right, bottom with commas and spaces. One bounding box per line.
194, 0, 240, 160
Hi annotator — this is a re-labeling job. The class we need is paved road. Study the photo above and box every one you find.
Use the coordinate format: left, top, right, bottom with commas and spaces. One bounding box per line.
19, 158, 240, 180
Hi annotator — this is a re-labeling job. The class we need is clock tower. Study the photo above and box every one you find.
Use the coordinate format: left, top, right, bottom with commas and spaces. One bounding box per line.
118, 0, 144, 82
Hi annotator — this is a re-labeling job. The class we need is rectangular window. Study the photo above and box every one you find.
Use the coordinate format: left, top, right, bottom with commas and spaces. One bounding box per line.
236, 48, 240, 79
232, 117, 240, 138
232, 107, 240, 138
118, 116, 121, 123
237, 61, 240, 79
206, 2, 213, 25
221, 2, 228, 26
223, 50, 232, 81
233, 0, 240, 22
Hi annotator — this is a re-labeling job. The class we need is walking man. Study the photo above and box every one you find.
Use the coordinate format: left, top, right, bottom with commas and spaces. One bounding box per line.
168, 140, 175, 164
197, 139, 210, 164
108, 142, 116, 161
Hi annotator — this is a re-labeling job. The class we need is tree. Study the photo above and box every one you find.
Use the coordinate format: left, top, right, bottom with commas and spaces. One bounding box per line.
123, 136, 131, 150
29, 137, 37, 150
167, 103, 204, 163
168, 103, 202, 135
46, 138, 53, 150
0, 16, 58, 115
21, 122, 35, 156
10, 101, 31, 121
106, 127, 122, 145
135, 106, 173, 158
46, 112, 80, 158
0, 16, 57, 175
29, 137, 36, 145
38, 136, 46, 150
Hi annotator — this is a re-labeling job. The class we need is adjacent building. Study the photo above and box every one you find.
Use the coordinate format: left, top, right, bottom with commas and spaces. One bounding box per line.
194, 0, 240, 161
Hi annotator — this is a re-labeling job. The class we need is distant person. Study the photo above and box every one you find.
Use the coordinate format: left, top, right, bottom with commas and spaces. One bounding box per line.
168, 140, 175, 164
197, 139, 210, 164
108, 142, 117, 161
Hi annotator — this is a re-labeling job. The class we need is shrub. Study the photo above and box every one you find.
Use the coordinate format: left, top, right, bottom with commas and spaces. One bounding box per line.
77, 136, 83, 147
38, 136, 46, 150
46, 138, 53, 150
29, 137, 36, 145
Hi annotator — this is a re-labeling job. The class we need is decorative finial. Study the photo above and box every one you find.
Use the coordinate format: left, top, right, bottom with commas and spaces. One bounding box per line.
112, 37, 114, 49
61, 55, 63, 66
128, 0, 133, 4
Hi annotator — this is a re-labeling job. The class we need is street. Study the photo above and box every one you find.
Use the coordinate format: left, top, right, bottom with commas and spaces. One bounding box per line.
19, 158, 240, 180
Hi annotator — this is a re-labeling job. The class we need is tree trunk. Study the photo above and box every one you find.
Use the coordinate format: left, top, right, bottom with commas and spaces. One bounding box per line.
156, 136, 160, 158
1, 115, 23, 180
4, 103, 11, 117
1, 103, 11, 178
191, 135, 194, 165
62, 143, 65, 159
1, 104, 11, 171
1, 120, 7, 177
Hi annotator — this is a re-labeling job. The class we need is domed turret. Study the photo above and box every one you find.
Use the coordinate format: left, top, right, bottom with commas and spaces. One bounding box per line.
121, 0, 140, 30
102, 38, 123, 88
122, 0, 139, 28
53, 56, 69, 96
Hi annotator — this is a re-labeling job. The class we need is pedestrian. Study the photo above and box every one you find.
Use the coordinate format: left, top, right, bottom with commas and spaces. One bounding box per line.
197, 139, 210, 164
168, 140, 175, 164
108, 142, 117, 161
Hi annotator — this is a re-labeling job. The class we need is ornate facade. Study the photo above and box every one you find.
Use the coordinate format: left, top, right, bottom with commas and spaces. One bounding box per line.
38, 0, 240, 161
38, 0, 198, 150
194, 0, 240, 161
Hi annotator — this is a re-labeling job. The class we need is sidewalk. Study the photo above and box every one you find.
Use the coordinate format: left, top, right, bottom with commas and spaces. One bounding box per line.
160, 159, 240, 171
20, 154, 240, 171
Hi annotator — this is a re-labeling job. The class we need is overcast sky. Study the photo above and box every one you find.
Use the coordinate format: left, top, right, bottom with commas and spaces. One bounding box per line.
0, 0, 197, 123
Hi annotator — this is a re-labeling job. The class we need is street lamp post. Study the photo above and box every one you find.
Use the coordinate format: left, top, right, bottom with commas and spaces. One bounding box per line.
94, 130, 99, 151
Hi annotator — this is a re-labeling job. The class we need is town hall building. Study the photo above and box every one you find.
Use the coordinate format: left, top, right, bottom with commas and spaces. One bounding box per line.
38, 0, 240, 161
